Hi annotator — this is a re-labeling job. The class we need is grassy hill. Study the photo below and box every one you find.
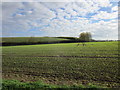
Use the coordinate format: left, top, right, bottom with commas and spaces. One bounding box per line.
1, 37, 80, 46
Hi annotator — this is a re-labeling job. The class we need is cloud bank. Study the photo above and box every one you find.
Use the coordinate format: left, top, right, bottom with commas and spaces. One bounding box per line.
2, 1, 118, 40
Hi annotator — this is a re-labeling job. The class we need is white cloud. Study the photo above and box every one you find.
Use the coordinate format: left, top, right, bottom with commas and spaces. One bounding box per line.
93, 0, 112, 7
91, 11, 118, 20
40, 16, 118, 40
2, 1, 118, 40
89, 20, 118, 40
112, 6, 118, 11
2, 2, 56, 33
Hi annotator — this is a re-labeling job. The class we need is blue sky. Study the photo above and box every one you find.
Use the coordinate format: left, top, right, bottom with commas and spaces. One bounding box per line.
1, 0, 119, 40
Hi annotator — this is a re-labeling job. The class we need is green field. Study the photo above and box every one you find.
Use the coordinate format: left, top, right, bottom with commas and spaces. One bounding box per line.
2, 41, 119, 88
1, 37, 79, 46
2, 37, 70, 43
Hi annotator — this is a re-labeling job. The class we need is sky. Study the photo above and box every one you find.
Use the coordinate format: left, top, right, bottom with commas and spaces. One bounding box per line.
1, 0, 119, 40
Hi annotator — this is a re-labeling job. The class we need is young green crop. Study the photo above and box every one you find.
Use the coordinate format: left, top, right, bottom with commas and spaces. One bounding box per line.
2, 41, 119, 88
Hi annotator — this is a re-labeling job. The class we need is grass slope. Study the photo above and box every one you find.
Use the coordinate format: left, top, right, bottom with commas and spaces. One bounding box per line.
2, 37, 69, 43
1, 37, 73, 46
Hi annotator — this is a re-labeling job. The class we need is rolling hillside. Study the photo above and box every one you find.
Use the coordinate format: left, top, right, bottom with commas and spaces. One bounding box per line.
1, 37, 79, 46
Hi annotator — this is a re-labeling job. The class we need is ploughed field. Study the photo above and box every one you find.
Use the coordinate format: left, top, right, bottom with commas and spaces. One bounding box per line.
2, 41, 119, 88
